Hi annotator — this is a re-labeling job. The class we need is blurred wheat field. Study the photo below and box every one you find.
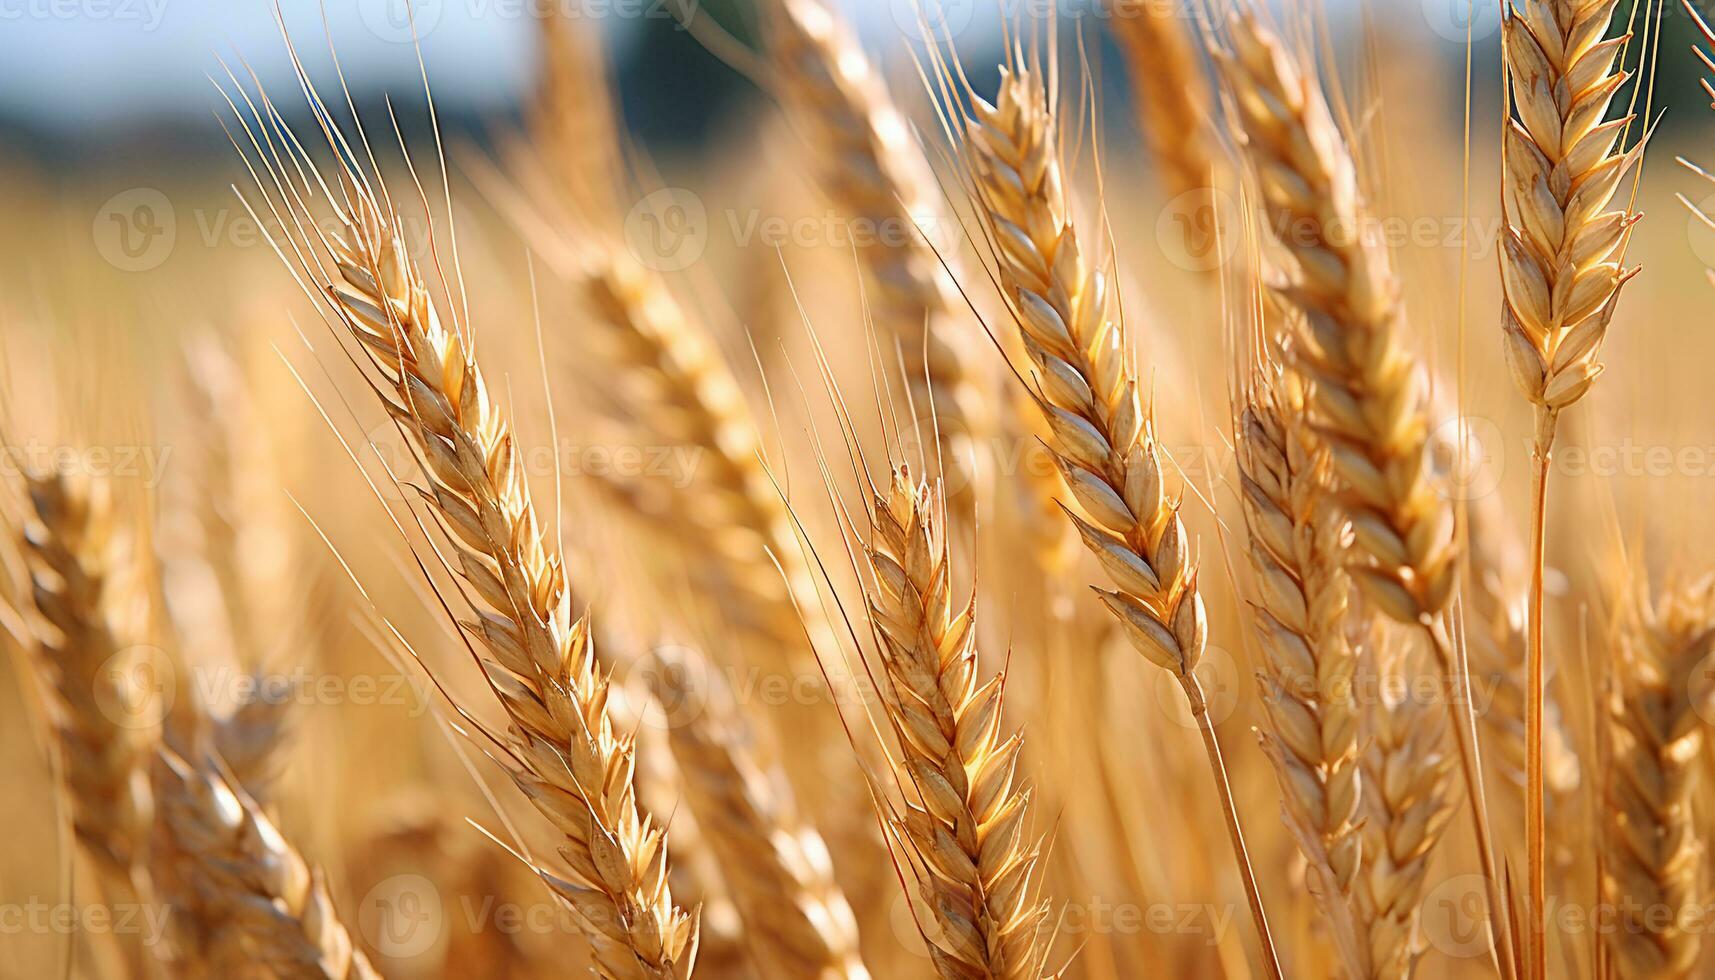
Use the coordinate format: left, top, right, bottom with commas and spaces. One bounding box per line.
5, 0, 1715, 978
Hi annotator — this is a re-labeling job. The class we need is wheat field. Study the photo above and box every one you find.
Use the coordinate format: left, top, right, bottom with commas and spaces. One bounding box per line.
3, 0, 1715, 977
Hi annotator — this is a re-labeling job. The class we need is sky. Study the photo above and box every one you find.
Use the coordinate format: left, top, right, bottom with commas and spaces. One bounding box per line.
0, 0, 1442, 137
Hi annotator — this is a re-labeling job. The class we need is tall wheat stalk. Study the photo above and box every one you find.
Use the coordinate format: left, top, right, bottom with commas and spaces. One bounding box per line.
1108, 0, 1217, 202
223, 54, 698, 978
1500, 1, 1646, 965
927, 43, 1281, 976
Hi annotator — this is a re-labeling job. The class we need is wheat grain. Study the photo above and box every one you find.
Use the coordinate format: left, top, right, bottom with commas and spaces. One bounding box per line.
648, 646, 869, 980
1236, 366, 1371, 977
1599, 577, 1713, 980
856, 465, 1052, 980
1360, 635, 1461, 979
18, 469, 156, 881
151, 746, 378, 979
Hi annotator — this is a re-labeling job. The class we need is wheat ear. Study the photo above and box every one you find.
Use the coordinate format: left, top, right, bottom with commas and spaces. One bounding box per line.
1500, 2, 1645, 960
941, 49, 1279, 977
855, 466, 1052, 979
226, 66, 697, 976
1360, 637, 1461, 979
1236, 368, 1372, 977
648, 647, 869, 980
151, 746, 377, 978
769, 0, 988, 480
1108, 0, 1217, 202
19, 470, 156, 882
581, 248, 819, 656
1599, 578, 1712, 980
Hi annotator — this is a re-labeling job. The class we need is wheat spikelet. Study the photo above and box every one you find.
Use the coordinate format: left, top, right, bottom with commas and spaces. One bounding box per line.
768, 0, 987, 477
151, 746, 378, 979
1499, 0, 1644, 429
226, 67, 697, 977
18, 469, 156, 880
1599, 578, 1713, 980
1108, 0, 1217, 202
1360, 638, 1460, 979
856, 465, 1051, 980
648, 647, 868, 980
1213, 9, 1455, 624
945, 48, 1280, 974
1236, 368, 1372, 976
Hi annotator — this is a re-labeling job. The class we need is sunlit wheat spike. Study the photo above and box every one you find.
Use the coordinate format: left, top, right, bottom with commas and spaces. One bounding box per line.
151, 746, 379, 979
1500, 0, 1645, 425
856, 465, 1054, 980
1212, 8, 1456, 623
18, 468, 156, 881
649, 647, 869, 980
768, 0, 989, 485
225, 59, 697, 979
1237, 368, 1372, 977
1359, 636, 1460, 979
1599, 577, 1713, 980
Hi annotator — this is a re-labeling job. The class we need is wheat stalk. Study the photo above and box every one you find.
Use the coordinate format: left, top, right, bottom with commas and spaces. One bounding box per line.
225, 63, 697, 978
151, 746, 378, 979
938, 46, 1280, 976
1108, 0, 1217, 202
1500, 2, 1646, 962
648, 646, 869, 980
768, 0, 988, 485
855, 465, 1052, 980
1236, 367, 1372, 977
18, 469, 157, 882
1599, 578, 1712, 980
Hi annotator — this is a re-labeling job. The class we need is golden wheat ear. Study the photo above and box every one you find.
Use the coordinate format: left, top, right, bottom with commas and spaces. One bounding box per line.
220, 36, 698, 979
151, 746, 379, 978
1599, 577, 1713, 980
